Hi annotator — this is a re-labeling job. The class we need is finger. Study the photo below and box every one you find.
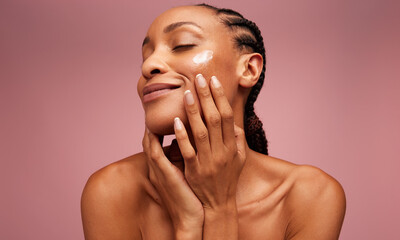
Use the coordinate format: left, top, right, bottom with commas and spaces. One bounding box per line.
147, 131, 169, 172
234, 125, 246, 163
147, 160, 158, 186
174, 117, 197, 170
147, 130, 184, 182
210, 76, 236, 148
142, 127, 151, 159
195, 74, 223, 151
144, 129, 193, 206
184, 89, 211, 160
143, 127, 166, 185
142, 127, 147, 148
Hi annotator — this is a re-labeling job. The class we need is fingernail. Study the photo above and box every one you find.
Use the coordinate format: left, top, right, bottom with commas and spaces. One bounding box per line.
174, 117, 183, 130
211, 76, 221, 88
196, 74, 207, 88
184, 90, 194, 105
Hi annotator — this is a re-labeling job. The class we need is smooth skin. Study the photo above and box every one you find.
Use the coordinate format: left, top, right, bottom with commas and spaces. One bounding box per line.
81, 6, 346, 240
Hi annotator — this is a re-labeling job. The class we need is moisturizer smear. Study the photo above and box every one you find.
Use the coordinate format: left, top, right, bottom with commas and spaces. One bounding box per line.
192, 50, 213, 65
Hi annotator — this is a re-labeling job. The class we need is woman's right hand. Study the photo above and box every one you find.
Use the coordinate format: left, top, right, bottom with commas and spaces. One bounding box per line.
142, 128, 204, 239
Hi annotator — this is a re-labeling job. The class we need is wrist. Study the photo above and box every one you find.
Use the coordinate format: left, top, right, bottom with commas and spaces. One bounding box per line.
203, 201, 239, 239
204, 201, 238, 222
175, 224, 203, 240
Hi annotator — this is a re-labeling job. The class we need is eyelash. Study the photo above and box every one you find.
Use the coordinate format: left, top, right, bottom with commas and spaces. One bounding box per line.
172, 44, 196, 51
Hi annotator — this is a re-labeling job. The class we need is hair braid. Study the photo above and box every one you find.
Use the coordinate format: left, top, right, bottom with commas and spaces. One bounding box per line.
196, 4, 269, 155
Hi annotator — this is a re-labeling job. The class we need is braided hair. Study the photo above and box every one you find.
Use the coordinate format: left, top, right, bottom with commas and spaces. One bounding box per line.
196, 4, 269, 155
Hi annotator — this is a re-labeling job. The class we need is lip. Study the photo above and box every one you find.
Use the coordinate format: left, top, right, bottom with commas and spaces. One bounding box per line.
142, 83, 181, 103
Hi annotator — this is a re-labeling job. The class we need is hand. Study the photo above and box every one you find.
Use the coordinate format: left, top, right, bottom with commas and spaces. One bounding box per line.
142, 129, 204, 237
173, 74, 246, 210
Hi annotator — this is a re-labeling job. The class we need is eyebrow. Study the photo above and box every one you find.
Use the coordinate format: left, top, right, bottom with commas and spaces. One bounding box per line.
142, 21, 202, 47
163, 21, 202, 33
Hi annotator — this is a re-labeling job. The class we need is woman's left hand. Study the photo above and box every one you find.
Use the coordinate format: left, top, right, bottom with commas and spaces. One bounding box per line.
143, 129, 204, 239
174, 74, 247, 211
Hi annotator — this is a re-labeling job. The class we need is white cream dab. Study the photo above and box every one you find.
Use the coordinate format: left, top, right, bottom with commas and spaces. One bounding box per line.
192, 50, 213, 64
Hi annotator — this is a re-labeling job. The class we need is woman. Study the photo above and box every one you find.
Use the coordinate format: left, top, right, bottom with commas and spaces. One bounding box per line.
81, 4, 346, 239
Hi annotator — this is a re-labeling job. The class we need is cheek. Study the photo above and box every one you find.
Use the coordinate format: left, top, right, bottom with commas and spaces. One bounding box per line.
191, 49, 236, 78
173, 49, 238, 101
201, 53, 238, 102
173, 50, 215, 76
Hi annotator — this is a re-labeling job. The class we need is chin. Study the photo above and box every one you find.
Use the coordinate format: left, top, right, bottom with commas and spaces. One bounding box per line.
145, 109, 185, 136
146, 119, 175, 136
143, 90, 195, 135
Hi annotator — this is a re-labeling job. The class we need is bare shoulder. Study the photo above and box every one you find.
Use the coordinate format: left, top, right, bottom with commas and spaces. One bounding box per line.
285, 165, 346, 240
81, 152, 149, 208
286, 165, 346, 203
81, 152, 149, 240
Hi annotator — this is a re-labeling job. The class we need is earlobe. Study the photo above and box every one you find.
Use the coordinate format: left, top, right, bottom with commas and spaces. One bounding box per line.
237, 53, 263, 88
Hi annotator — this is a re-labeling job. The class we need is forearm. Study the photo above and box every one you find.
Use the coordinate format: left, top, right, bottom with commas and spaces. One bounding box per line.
203, 202, 239, 240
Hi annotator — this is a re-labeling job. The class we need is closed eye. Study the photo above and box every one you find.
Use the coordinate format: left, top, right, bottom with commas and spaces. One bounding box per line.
172, 44, 196, 51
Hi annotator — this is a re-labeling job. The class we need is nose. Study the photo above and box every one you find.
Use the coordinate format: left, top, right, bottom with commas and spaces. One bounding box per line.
141, 50, 169, 79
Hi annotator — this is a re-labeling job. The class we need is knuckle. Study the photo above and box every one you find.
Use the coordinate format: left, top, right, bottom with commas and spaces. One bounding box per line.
175, 133, 187, 141
150, 149, 161, 161
199, 89, 212, 98
214, 156, 227, 167
221, 109, 234, 122
207, 113, 221, 127
214, 87, 225, 97
195, 129, 209, 142
182, 150, 196, 160
187, 106, 199, 115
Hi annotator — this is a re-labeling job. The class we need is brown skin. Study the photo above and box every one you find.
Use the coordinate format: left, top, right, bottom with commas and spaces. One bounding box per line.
81, 6, 346, 240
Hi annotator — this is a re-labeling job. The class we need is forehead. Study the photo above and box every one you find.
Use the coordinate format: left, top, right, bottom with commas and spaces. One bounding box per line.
146, 6, 225, 37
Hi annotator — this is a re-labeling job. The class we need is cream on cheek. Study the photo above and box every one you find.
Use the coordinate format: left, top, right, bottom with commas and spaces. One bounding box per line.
191, 49, 215, 83
192, 50, 213, 65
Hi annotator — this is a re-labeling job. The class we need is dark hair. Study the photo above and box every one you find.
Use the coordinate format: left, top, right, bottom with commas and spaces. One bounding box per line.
196, 3, 269, 155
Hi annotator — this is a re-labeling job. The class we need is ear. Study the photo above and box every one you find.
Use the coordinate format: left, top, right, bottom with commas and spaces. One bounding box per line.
236, 53, 263, 88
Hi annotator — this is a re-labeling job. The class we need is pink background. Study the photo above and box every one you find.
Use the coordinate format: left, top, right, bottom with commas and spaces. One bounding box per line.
1, 0, 399, 239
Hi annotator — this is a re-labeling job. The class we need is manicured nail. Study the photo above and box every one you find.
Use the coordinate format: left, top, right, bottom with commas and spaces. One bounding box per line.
184, 90, 194, 105
196, 74, 207, 88
174, 117, 183, 130
211, 76, 221, 88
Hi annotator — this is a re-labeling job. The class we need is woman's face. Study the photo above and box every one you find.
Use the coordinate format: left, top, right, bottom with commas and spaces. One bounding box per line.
138, 6, 242, 135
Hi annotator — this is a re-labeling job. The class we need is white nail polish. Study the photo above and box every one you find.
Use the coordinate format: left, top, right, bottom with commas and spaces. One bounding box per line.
184, 90, 194, 105
211, 76, 221, 88
174, 117, 183, 130
196, 74, 207, 88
